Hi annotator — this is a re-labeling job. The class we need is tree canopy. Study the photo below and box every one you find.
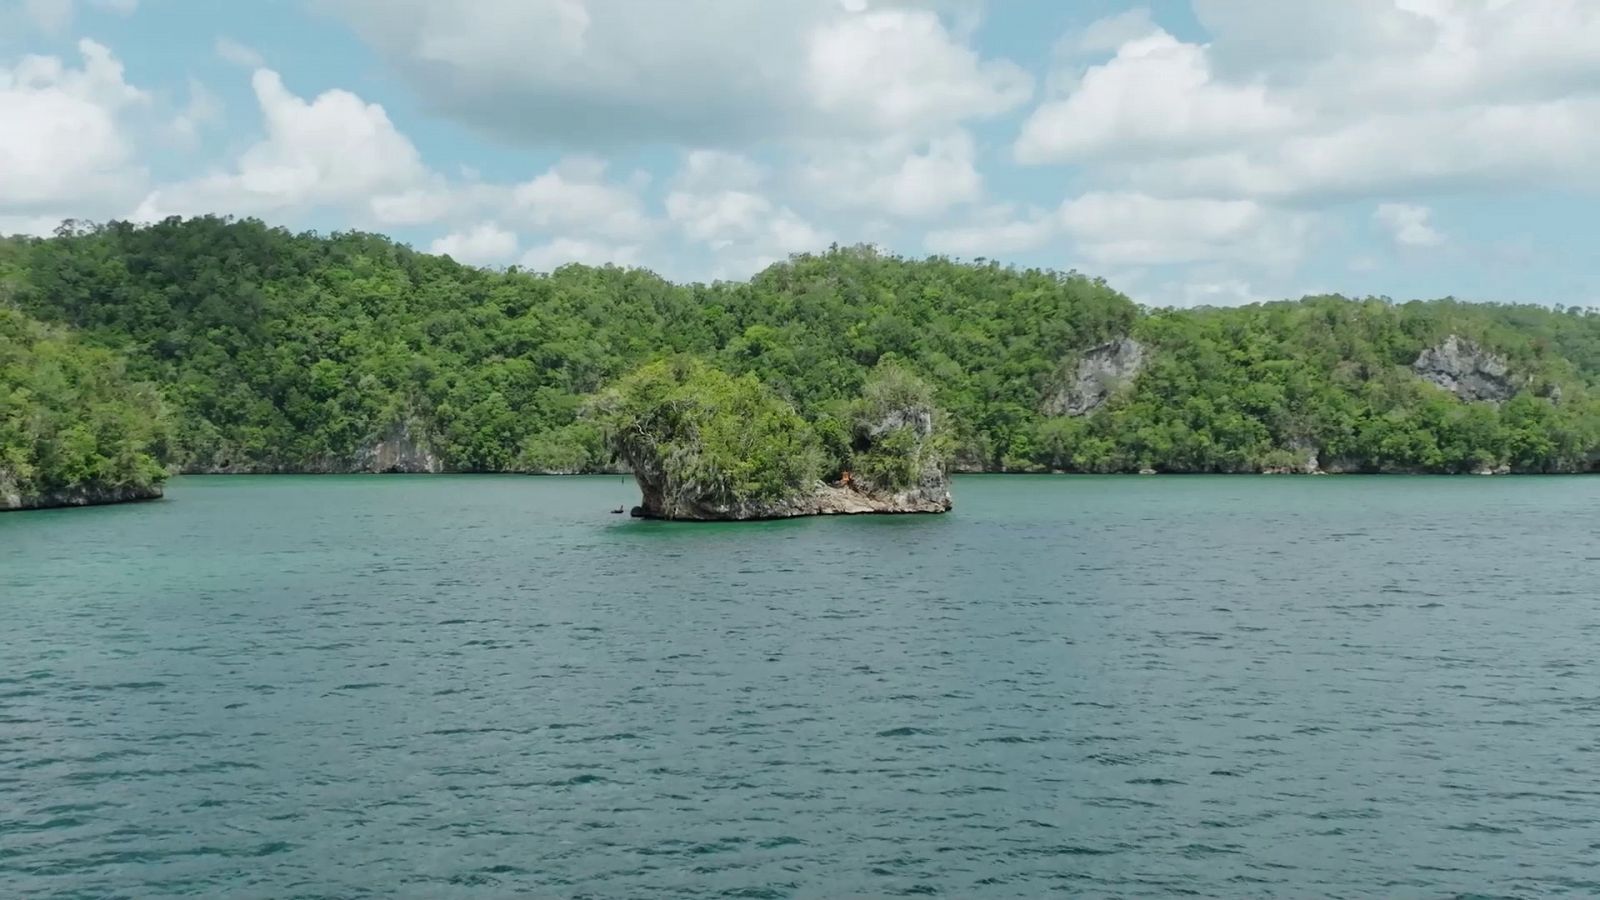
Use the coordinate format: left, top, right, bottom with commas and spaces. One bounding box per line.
590, 357, 825, 506
0, 306, 168, 503
3, 217, 1597, 486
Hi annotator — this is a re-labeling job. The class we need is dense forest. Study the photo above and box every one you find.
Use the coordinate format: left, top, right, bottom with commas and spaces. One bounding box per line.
0, 306, 168, 509
1, 216, 1597, 502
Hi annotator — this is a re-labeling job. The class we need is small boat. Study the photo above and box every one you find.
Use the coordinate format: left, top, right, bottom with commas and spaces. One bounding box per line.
610, 505, 626, 514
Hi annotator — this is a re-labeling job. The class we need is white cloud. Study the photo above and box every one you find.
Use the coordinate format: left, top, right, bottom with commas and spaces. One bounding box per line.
804, 8, 1031, 136
1016, 29, 1295, 165
665, 189, 770, 250
1057, 191, 1311, 268
1122, 98, 1600, 200
169, 76, 221, 143
430, 222, 517, 265
368, 183, 484, 226
508, 156, 653, 240
798, 131, 982, 219
136, 69, 428, 220
675, 149, 768, 193
321, 0, 1028, 146
666, 149, 830, 278
215, 37, 265, 69
1374, 202, 1445, 248
0, 214, 70, 237
924, 204, 1056, 256
520, 237, 641, 271
0, 39, 147, 215
1158, 276, 1267, 307
1019, 2, 1600, 201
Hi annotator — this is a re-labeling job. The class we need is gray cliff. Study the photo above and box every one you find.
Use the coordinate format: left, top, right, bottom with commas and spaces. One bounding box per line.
1, 468, 163, 512
1043, 337, 1147, 416
183, 418, 442, 474
1413, 335, 1516, 402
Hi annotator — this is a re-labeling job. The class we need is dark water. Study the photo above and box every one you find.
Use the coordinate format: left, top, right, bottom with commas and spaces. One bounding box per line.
4, 475, 1600, 898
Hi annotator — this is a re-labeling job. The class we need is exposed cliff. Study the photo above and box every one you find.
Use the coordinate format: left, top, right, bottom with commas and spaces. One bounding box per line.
1413, 335, 1517, 402
182, 419, 442, 474
632, 477, 950, 521
349, 419, 443, 473
1043, 337, 1147, 417
1, 470, 163, 512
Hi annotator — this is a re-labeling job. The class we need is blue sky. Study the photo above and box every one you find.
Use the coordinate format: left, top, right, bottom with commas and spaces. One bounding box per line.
2, 0, 1597, 307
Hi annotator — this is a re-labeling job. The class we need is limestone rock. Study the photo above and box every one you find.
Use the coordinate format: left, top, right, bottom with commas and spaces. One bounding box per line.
630, 477, 950, 521
181, 418, 444, 474
350, 419, 442, 473
0, 472, 163, 512
1044, 338, 1147, 417
1261, 438, 1322, 474
1413, 335, 1516, 402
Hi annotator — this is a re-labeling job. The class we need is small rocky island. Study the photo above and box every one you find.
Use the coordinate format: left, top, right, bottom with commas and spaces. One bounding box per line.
591, 357, 951, 520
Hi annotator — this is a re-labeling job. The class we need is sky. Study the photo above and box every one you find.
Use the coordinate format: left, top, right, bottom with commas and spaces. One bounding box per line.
2, 0, 1597, 307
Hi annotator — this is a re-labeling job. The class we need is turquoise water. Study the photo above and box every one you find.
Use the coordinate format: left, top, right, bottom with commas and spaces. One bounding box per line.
4, 475, 1600, 898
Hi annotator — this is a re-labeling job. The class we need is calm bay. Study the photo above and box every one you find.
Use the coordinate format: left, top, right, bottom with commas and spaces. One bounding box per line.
3, 475, 1599, 897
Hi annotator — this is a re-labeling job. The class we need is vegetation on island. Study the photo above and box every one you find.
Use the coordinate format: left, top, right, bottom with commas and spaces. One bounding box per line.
590, 357, 826, 508
590, 356, 950, 516
0, 306, 168, 508
0, 216, 1597, 504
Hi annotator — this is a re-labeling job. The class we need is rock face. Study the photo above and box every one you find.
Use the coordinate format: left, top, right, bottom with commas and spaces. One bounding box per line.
631, 477, 950, 521
349, 419, 442, 473
0, 471, 163, 512
1413, 335, 1516, 402
182, 418, 443, 474
1044, 338, 1147, 417
1260, 438, 1321, 475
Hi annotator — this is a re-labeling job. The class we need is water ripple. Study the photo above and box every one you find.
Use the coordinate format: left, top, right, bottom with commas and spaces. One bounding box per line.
2, 474, 1598, 897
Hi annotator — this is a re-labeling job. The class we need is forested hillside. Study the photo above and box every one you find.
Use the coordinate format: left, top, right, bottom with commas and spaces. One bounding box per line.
3, 217, 1598, 485
0, 306, 168, 509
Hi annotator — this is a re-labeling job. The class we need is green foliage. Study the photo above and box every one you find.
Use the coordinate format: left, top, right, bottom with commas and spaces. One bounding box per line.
5, 218, 1599, 478
0, 307, 168, 497
848, 362, 948, 491
1048, 297, 1600, 474
589, 357, 825, 504
516, 421, 603, 474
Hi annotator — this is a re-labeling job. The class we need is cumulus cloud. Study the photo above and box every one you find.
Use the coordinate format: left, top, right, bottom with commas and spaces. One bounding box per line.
1016, 29, 1296, 165
508, 156, 654, 240
0, 39, 148, 217
1374, 202, 1445, 248
135, 69, 428, 221
430, 222, 518, 266
1018, 1, 1600, 200
924, 204, 1057, 256
520, 237, 641, 272
666, 149, 830, 278
797, 131, 983, 219
804, 8, 1031, 137
1058, 191, 1310, 268
319, 0, 1029, 146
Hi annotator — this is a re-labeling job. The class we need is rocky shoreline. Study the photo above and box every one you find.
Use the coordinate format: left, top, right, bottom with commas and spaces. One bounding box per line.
0, 481, 164, 512
628, 479, 951, 521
